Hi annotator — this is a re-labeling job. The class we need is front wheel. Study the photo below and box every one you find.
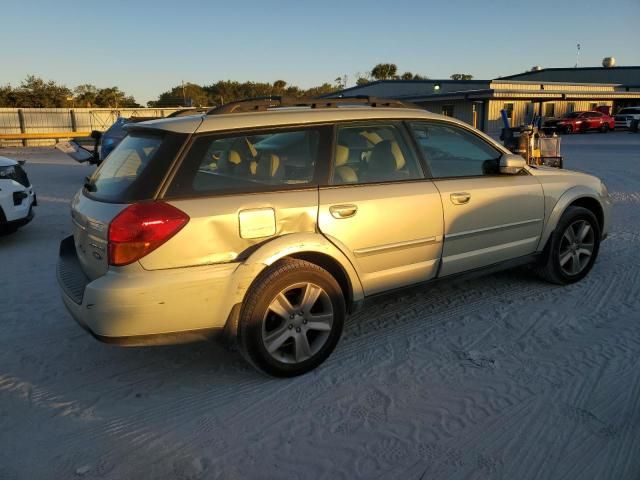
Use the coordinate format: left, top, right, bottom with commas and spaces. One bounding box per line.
564, 125, 574, 134
600, 123, 610, 133
238, 258, 345, 377
535, 206, 601, 285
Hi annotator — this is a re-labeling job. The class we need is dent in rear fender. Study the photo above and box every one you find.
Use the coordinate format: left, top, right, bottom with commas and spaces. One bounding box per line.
234, 232, 365, 304
537, 186, 604, 251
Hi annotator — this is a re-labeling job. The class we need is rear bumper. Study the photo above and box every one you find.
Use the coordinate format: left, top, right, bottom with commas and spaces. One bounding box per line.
57, 235, 240, 344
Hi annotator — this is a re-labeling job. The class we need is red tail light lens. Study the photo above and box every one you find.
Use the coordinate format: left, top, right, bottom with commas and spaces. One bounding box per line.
108, 202, 189, 266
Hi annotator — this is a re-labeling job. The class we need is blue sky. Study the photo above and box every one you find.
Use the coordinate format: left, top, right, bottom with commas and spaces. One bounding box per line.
2, 0, 639, 104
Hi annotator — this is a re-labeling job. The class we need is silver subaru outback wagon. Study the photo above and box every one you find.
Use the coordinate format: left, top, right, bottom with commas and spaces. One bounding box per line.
57, 96, 611, 376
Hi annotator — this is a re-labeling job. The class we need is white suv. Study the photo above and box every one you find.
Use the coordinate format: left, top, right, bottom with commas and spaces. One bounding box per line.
614, 107, 640, 129
0, 157, 36, 232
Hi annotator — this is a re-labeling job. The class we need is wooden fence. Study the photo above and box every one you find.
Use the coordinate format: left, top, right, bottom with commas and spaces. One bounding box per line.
0, 108, 188, 146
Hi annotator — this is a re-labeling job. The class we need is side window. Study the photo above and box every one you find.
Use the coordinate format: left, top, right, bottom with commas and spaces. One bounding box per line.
409, 122, 501, 178
167, 127, 326, 197
331, 122, 423, 185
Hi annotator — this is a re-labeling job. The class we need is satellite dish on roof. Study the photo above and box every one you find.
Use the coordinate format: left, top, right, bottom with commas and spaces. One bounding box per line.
530, 65, 542, 71
602, 57, 616, 68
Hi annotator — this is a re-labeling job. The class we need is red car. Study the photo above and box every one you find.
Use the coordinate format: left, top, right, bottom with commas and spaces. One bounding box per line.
545, 111, 615, 133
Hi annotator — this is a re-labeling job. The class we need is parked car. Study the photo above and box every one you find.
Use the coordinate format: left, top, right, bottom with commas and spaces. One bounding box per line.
57, 96, 611, 377
0, 157, 36, 233
545, 111, 615, 133
614, 106, 640, 130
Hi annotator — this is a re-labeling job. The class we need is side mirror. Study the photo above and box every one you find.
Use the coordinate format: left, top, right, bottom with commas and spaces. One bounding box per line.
90, 130, 103, 141
500, 154, 527, 175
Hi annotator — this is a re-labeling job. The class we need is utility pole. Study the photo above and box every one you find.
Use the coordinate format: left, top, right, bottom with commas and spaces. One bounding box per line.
575, 43, 581, 68
182, 80, 186, 106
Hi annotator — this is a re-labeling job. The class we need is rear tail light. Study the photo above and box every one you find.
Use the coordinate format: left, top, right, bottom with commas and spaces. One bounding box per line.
108, 202, 189, 266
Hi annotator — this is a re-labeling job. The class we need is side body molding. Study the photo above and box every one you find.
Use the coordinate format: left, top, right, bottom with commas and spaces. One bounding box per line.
537, 185, 604, 252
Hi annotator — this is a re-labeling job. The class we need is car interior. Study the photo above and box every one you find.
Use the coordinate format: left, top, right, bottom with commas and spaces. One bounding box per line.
191, 130, 320, 193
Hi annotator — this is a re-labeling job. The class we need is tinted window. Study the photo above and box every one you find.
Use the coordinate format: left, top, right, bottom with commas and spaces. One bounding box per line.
409, 122, 501, 178
168, 127, 327, 197
331, 122, 423, 185
87, 133, 181, 202
620, 108, 640, 115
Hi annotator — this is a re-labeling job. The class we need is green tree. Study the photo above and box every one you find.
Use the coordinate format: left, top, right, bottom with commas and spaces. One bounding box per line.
303, 83, 336, 97
13, 75, 72, 107
151, 83, 209, 107
93, 87, 139, 108
74, 84, 99, 107
0, 85, 16, 106
371, 63, 398, 80
450, 73, 474, 80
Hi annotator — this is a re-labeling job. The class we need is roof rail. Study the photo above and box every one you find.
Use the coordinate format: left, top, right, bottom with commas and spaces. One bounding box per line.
206, 95, 419, 115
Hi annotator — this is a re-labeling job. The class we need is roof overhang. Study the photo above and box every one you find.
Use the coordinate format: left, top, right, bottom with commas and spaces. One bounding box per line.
405, 89, 640, 103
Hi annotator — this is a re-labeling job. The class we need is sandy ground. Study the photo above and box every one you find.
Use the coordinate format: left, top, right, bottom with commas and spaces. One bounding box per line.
1, 132, 640, 480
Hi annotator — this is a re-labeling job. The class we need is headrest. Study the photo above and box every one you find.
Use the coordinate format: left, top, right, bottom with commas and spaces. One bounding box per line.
368, 140, 406, 172
360, 131, 383, 145
335, 144, 349, 166
257, 153, 281, 179
227, 137, 257, 165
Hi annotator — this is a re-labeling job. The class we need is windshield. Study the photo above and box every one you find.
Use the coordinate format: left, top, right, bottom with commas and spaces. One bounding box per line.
564, 112, 582, 118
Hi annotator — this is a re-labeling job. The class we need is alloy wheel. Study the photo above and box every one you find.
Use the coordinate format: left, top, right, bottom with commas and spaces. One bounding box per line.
558, 219, 595, 276
261, 282, 334, 364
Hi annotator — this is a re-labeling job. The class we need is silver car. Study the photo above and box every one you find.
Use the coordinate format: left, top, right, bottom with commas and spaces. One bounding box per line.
57, 97, 611, 376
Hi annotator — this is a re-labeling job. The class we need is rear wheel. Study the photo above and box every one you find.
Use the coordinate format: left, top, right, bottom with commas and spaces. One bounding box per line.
535, 206, 600, 285
238, 258, 345, 377
564, 125, 573, 134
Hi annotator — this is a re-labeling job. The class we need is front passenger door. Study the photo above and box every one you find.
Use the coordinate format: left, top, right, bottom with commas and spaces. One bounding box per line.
409, 121, 545, 277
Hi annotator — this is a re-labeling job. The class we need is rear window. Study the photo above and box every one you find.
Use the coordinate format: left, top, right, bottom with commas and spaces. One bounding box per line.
86, 132, 184, 202
166, 125, 330, 198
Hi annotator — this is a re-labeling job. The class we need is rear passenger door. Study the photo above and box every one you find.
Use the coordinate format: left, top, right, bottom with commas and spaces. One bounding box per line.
318, 121, 444, 295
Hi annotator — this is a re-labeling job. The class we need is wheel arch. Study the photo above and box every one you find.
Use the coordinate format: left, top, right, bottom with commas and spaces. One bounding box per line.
232, 232, 364, 310
537, 187, 605, 252
288, 251, 356, 313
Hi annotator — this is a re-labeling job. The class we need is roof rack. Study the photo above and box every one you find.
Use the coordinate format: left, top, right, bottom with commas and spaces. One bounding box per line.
206, 95, 419, 115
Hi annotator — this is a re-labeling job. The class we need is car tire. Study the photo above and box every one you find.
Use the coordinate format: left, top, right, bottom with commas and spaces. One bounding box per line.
600, 123, 610, 133
565, 125, 573, 134
237, 258, 345, 377
535, 206, 601, 285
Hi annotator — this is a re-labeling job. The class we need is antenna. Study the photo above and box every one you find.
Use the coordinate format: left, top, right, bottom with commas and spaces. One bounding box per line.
575, 43, 581, 68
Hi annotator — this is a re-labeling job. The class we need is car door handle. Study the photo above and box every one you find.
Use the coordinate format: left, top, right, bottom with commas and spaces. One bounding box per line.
450, 192, 471, 205
329, 204, 358, 219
